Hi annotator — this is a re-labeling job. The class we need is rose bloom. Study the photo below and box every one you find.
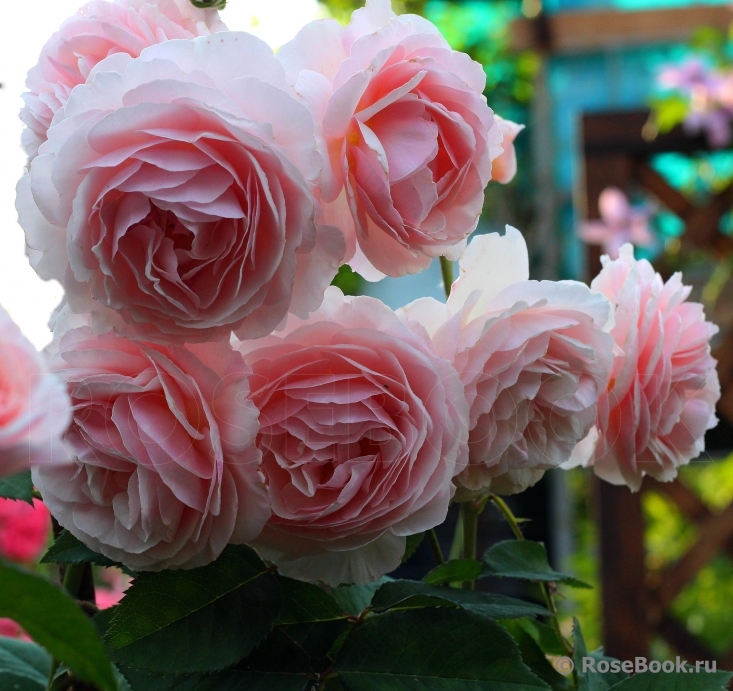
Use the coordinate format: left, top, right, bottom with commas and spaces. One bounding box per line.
18, 33, 344, 343
0, 499, 50, 563
32, 327, 269, 571
278, 0, 503, 278
491, 116, 524, 185
0, 307, 70, 479
21, 0, 226, 160
234, 287, 468, 585
576, 244, 720, 491
400, 228, 614, 496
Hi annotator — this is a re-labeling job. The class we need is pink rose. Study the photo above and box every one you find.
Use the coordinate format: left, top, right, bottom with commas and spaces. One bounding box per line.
0, 619, 30, 641
400, 228, 614, 496
491, 116, 524, 185
21, 0, 226, 159
0, 307, 70, 479
580, 244, 720, 491
278, 0, 502, 278
96, 568, 132, 610
32, 328, 270, 571
17, 33, 345, 343
234, 287, 468, 584
0, 499, 50, 563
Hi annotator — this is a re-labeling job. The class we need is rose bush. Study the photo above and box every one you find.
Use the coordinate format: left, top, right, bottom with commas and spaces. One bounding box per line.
234, 287, 468, 584
18, 32, 344, 343
21, 0, 226, 160
401, 228, 614, 496
32, 326, 269, 570
576, 244, 720, 491
278, 0, 504, 278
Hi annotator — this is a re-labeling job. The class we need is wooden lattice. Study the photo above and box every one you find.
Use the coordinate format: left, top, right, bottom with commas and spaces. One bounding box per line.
581, 109, 733, 666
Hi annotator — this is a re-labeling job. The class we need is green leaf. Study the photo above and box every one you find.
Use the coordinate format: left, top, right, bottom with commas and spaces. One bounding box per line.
189, 0, 226, 8
331, 577, 391, 616
335, 607, 551, 690
402, 532, 425, 563
0, 560, 118, 691
277, 578, 350, 665
609, 671, 733, 690
504, 621, 573, 691
120, 630, 314, 691
0, 638, 50, 691
42, 530, 120, 568
482, 541, 591, 588
423, 558, 482, 585
573, 619, 627, 691
0, 471, 33, 504
371, 580, 550, 619
105, 545, 281, 673
517, 619, 568, 657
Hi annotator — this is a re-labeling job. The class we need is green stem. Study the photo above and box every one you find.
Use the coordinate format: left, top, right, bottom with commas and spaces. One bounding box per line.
427, 529, 445, 565
448, 512, 464, 562
488, 495, 574, 657
46, 563, 90, 691
62, 562, 87, 597
461, 503, 480, 590
439, 256, 454, 299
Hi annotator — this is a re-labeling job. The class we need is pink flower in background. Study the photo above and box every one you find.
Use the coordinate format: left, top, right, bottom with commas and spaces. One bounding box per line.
278, 0, 502, 279
491, 116, 524, 185
96, 568, 131, 610
234, 287, 468, 585
0, 499, 50, 563
400, 228, 614, 496
0, 307, 71, 479
578, 187, 656, 260
32, 327, 270, 571
576, 245, 720, 491
0, 619, 30, 641
657, 58, 733, 148
21, 0, 227, 159
17, 33, 344, 344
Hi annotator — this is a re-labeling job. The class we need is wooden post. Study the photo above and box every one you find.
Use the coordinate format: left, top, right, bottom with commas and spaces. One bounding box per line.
598, 480, 649, 661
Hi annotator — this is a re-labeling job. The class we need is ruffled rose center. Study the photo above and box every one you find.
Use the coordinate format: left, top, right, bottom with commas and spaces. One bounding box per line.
254, 347, 424, 534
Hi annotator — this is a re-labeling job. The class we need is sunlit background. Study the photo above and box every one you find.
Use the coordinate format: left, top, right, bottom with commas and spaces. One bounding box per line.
0, 0, 324, 349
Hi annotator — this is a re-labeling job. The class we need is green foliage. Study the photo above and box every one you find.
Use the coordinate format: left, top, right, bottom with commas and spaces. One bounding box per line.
0, 638, 50, 691
649, 94, 690, 134
483, 540, 592, 588
372, 579, 550, 619
0, 560, 118, 691
189, 0, 226, 8
42, 530, 122, 569
573, 619, 628, 691
610, 671, 733, 690
330, 264, 363, 296
423, 558, 483, 585
331, 578, 391, 615
335, 607, 551, 690
504, 620, 573, 691
401, 532, 425, 562
105, 545, 281, 673
0, 470, 34, 504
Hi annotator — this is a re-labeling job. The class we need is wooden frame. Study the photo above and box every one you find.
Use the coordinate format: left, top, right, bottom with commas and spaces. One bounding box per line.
511, 5, 733, 54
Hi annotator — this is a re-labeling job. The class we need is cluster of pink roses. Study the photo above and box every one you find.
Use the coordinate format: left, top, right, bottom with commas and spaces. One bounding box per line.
7, 0, 720, 585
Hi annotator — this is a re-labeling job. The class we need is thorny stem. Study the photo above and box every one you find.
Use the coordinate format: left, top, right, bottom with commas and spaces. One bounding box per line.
488, 495, 574, 657
427, 529, 445, 565
439, 256, 454, 299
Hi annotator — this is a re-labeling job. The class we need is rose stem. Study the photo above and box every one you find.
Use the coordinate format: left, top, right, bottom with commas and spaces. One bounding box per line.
489, 494, 574, 656
427, 529, 445, 565
439, 256, 454, 299
46, 562, 92, 690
